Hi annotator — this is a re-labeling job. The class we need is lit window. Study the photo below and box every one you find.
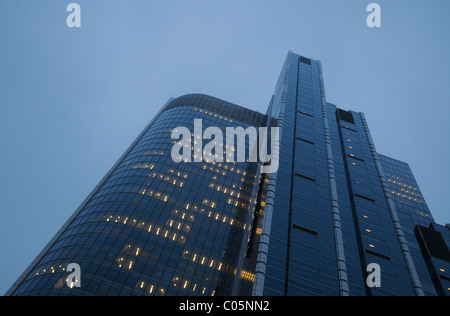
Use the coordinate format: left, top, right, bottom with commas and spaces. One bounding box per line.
126, 260, 135, 270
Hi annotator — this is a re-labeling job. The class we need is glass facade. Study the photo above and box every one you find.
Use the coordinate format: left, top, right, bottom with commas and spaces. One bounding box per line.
7, 52, 449, 296
7, 95, 267, 296
379, 155, 449, 296
247, 52, 449, 297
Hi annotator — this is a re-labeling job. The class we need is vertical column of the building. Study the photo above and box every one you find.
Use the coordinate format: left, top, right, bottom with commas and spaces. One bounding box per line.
252, 55, 292, 296
326, 103, 368, 296
255, 53, 353, 296
359, 113, 424, 296
317, 62, 350, 296
337, 110, 420, 295
285, 55, 329, 296
282, 57, 346, 296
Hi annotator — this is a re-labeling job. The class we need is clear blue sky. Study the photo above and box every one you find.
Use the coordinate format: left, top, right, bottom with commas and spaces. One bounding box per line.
0, 0, 449, 295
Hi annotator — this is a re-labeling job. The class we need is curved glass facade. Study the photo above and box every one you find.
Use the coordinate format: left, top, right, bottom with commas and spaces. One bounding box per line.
9, 95, 266, 296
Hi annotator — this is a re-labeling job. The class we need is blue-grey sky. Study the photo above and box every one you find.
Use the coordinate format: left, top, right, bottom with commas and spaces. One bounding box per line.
0, 0, 449, 295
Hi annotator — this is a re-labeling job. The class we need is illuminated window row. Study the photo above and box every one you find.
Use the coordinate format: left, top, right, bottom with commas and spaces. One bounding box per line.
143, 150, 165, 156
132, 163, 155, 170
201, 162, 250, 178
415, 211, 430, 218
390, 187, 420, 197
34, 262, 70, 277
121, 243, 143, 257
227, 197, 249, 209
181, 249, 229, 273
149, 168, 189, 181
240, 270, 255, 283
134, 280, 166, 296
169, 142, 251, 163
170, 208, 196, 223
171, 136, 249, 155
208, 181, 250, 202
138, 187, 172, 202
170, 275, 215, 296
182, 201, 245, 229
390, 190, 423, 203
147, 171, 186, 188
167, 168, 189, 179
115, 256, 135, 270
194, 107, 234, 123
210, 173, 252, 186
135, 276, 213, 296
118, 242, 182, 277
210, 174, 244, 191
387, 178, 418, 191
400, 189, 420, 197
165, 218, 192, 233
202, 198, 217, 209
104, 215, 187, 245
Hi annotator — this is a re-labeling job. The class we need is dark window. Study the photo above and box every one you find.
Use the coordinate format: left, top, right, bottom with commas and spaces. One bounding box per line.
416, 226, 450, 261
292, 224, 318, 236
337, 109, 355, 124
300, 56, 311, 65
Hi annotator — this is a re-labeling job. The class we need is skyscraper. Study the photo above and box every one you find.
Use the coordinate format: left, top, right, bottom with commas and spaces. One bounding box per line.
7, 51, 449, 296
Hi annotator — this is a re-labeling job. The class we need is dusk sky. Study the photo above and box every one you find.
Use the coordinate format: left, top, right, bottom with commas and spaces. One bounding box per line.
1, 1, 449, 295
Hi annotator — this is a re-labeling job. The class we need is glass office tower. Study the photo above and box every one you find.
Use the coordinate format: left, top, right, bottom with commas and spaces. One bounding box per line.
7, 95, 267, 296
7, 52, 449, 296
